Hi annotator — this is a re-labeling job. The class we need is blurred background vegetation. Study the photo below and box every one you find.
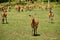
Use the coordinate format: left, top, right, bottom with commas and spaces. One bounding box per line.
0, 0, 60, 7
0, 0, 60, 3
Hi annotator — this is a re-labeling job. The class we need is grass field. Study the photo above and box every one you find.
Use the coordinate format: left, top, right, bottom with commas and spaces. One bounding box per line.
0, 4, 60, 40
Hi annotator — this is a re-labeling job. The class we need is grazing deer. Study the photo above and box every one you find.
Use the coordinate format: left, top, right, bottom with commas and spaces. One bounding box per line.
25, 4, 35, 11
15, 4, 20, 12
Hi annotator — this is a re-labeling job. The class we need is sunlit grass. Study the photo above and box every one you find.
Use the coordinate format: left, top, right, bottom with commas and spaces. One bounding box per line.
0, 2, 60, 40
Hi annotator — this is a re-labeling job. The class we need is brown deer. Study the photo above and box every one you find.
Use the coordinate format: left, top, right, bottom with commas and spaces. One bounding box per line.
1, 8, 8, 24
49, 9, 54, 23
29, 15, 39, 35
0, 5, 4, 11
15, 4, 20, 12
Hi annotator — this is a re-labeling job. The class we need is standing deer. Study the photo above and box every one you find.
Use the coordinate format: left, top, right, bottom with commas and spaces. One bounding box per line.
49, 9, 54, 23
1, 8, 8, 24
29, 15, 39, 35
0, 5, 4, 11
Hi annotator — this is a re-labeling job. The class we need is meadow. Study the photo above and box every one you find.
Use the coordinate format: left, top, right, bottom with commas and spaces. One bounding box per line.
0, 2, 60, 40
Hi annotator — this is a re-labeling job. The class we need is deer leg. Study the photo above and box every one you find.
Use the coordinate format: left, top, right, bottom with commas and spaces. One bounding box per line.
49, 16, 51, 23
34, 26, 37, 35
34, 28, 35, 35
17, 8, 20, 12
36, 26, 37, 34
5, 17, 8, 24
21, 9, 23, 12
51, 17, 53, 23
2, 17, 4, 24
32, 28, 34, 35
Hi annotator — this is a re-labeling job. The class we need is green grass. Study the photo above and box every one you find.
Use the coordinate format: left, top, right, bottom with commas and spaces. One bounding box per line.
0, 4, 60, 40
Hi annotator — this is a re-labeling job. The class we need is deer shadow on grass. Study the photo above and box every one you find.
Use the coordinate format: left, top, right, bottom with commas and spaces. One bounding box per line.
2, 22, 9, 24
33, 34, 40, 36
